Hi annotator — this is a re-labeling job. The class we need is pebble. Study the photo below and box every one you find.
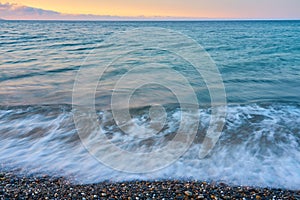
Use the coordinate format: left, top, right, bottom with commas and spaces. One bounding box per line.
184, 191, 192, 196
0, 171, 299, 199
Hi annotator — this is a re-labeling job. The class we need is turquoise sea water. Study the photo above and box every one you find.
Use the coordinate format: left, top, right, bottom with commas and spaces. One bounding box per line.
0, 21, 299, 189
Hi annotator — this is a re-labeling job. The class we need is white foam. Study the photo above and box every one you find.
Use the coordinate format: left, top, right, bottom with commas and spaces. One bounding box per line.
0, 103, 299, 189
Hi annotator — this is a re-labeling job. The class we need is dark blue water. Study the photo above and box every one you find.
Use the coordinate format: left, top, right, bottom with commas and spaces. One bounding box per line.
0, 21, 299, 189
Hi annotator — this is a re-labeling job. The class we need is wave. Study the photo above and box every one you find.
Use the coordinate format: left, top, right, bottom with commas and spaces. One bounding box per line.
0, 102, 299, 189
0, 66, 80, 83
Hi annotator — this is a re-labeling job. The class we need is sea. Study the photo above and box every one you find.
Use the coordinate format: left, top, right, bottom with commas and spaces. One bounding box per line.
0, 20, 299, 189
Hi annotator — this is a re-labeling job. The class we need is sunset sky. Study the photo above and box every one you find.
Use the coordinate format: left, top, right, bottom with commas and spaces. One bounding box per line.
1, 0, 300, 20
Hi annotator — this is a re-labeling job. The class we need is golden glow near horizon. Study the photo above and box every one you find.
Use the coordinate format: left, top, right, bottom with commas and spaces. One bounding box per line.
2, 0, 300, 19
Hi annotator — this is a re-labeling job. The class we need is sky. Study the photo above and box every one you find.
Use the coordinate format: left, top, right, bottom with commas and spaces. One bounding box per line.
0, 0, 300, 20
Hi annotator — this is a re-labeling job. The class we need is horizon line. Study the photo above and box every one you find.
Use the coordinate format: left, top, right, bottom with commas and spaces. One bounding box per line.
1, 18, 300, 21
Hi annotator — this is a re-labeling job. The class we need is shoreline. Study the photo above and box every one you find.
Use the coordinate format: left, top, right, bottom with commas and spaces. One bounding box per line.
1, 172, 299, 199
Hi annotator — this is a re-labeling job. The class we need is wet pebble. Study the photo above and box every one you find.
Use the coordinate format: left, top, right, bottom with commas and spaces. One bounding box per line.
0, 171, 299, 199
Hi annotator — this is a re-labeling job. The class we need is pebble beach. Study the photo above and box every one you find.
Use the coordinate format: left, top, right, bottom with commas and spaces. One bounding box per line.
1, 172, 299, 199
